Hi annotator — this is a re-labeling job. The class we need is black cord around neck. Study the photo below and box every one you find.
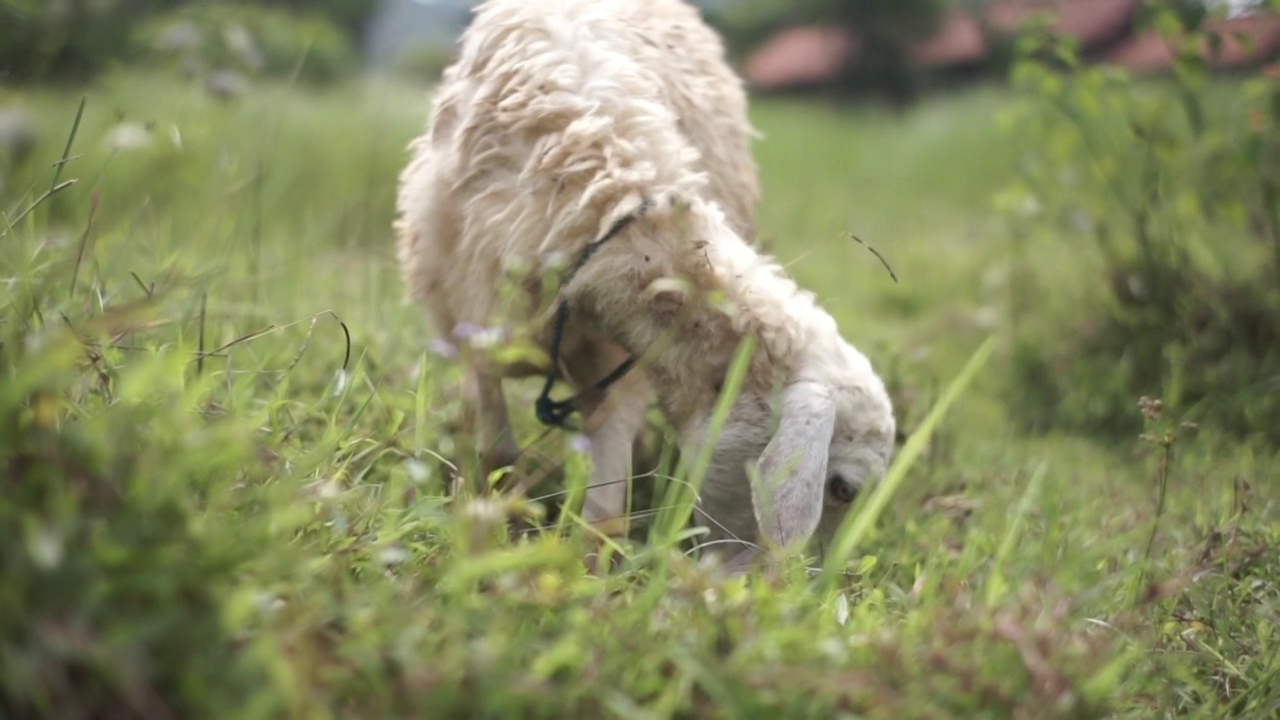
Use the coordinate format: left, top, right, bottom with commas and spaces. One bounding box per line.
534, 201, 650, 429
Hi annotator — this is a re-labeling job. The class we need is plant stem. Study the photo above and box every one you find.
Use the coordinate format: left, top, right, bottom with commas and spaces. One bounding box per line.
1134, 440, 1173, 607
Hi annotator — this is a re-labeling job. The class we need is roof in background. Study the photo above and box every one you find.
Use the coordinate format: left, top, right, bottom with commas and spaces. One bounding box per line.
742, 1, 1280, 92
1105, 12, 1280, 72
742, 26, 858, 91
983, 0, 1144, 52
908, 10, 988, 68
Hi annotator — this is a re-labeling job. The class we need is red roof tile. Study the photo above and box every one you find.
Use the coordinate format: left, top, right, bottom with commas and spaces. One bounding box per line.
742, 25, 858, 90
909, 11, 989, 67
1104, 13, 1280, 72
985, 0, 1143, 50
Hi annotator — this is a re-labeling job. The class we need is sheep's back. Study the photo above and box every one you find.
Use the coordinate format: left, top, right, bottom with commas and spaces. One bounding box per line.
397, 0, 758, 330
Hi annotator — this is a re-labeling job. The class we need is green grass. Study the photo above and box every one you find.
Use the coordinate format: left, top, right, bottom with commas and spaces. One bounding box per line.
2, 69, 1277, 718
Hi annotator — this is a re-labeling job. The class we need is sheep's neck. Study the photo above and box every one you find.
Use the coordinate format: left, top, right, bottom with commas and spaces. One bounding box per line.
570, 272, 789, 431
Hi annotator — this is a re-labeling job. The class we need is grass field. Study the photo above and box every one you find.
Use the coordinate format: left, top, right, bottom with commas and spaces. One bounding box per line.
2, 69, 1278, 718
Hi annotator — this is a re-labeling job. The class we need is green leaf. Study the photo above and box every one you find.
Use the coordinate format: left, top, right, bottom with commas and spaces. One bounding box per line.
1154, 10, 1183, 41
858, 554, 878, 575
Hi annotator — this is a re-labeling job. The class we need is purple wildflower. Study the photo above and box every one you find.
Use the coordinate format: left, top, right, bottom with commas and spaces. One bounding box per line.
427, 337, 458, 359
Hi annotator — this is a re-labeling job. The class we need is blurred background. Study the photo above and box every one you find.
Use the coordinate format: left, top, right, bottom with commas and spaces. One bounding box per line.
3, 2, 1280, 716
2, 1, 1274, 94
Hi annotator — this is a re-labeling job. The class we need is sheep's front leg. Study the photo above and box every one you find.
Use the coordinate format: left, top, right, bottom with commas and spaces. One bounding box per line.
461, 363, 521, 492
563, 342, 651, 538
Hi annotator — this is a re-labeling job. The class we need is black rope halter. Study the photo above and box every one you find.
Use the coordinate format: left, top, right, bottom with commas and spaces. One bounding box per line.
534, 200, 651, 429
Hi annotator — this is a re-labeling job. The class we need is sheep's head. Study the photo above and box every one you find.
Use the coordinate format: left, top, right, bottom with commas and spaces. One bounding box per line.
689, 336, 895, 563
605, 192, 895, 562
804, 341, 897, 551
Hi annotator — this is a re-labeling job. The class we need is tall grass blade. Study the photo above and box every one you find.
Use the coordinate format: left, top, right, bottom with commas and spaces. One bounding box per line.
984, 460, 1048, 605
50, 95, 86, 194
3, 95, 85, 237
819, 334, 996, 588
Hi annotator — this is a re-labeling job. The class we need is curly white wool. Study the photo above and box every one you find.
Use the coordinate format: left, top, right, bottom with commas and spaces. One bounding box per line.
394, 0, 894, 567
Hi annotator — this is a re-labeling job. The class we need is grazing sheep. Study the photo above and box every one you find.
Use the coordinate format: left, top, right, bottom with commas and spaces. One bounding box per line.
395, 0, 894, 565
397, 0, 757, 501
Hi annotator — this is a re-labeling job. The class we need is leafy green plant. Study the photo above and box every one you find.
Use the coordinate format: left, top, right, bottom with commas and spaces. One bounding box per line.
0, 0, 374, 84
999, 2, 1280, 445
1, 0, 177, 81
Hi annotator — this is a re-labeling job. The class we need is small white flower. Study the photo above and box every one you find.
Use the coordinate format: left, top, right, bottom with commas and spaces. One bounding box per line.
104, 122, 152, 152
27, 526, 63, 570
469, 326, 507, 349
404, 459, 430, 483
834, 592, 850, 626
256, 593, 285, 617
378, 546, 410, 566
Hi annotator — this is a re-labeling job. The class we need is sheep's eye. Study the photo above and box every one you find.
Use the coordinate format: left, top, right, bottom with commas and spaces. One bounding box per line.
827, 474, 858, 503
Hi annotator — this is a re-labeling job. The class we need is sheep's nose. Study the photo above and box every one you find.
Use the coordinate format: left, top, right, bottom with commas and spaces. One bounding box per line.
827, 475, 858, 504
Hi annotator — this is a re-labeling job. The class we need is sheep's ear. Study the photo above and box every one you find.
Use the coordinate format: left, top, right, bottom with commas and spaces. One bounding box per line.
750, 380, 836, 552
644, 277, 689, 319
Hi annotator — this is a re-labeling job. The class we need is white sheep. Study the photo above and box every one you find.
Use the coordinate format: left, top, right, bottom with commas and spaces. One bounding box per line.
395, 0, 895, 566
397, 0, 757, 497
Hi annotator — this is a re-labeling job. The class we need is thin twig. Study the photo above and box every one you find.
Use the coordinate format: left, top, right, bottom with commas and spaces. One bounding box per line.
129, 271, 154, 298
197, 291, 208, 376
3, 179, 77, 235
1135, 440, 1174, 607
850, 233, 899, 284
686, 538, 762, 556
190, 309, 352, 375
282, 311, 352, 373
68, 189, 100, 298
